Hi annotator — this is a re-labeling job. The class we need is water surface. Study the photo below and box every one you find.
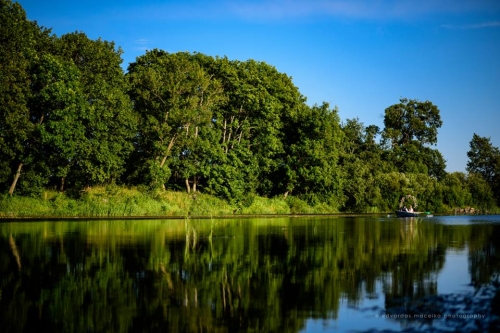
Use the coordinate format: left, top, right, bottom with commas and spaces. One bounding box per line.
1, 215, 499, 332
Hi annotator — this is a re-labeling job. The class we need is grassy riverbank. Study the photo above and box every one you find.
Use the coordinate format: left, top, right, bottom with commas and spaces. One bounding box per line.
0, 186, 341, 218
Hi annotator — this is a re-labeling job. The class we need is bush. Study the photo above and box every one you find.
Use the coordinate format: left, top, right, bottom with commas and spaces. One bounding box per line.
286, 196, 313, 214
241, 196, 290, 215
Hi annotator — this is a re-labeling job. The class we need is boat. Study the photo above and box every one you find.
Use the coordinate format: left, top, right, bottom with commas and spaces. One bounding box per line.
395, 194, 431, 218
396, 210, 420, 218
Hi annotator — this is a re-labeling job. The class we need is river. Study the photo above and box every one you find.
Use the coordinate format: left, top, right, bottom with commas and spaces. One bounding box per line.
1, 215, 499, 332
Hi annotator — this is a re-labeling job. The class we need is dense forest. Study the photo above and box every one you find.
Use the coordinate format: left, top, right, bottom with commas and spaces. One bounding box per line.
1, 0, 500, 214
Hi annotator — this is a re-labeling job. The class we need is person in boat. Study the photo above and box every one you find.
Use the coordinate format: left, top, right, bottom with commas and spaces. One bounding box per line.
408, 206, 414, 213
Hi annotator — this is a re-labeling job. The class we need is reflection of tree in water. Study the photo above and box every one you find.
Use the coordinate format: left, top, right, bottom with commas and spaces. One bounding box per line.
0, 232, 137, 333
469, 224, 500, 286
0, 219, 499, 332
383, 219, 443, 311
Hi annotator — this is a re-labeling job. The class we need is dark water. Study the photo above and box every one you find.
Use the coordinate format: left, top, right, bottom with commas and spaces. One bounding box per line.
1, 215, 500, 332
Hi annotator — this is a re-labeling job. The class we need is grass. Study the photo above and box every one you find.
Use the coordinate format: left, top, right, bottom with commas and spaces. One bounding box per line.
3, 186, 498, 218
1, 186, 338, 218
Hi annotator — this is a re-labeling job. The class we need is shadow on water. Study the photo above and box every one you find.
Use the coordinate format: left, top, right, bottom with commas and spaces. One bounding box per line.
0, 215, 500, 332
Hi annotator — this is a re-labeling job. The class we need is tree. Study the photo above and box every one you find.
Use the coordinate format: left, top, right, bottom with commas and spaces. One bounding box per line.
467, 134, 500, 183
191, 57, 304, 198
55, 32, 136, 189
381, 98, 446, 179
382, 98, 442, 147
29, 53, 87, 192
0, 0, 53, 195
127, 50, 223, 190
467, 172, 496, 211
279, 103, 344, 206
442, 172, 471, 208
339, 118, 395, 212
466, 133, 500, 205
192, 56, 262, 202
374, 172, 411, 211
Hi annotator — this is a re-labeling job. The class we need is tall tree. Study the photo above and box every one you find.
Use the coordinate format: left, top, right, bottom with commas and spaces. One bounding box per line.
55, 32, 136, 188
29, 53, 87, 191
193, 55, 260, 203
467, 134, 500, 183
467, 133, 500, 205
0, 0, 53, 195
381, 98, 446, 179
127, 50, 223, 190
279, 103, 344, 206
231, 59, 305, 197
340, 118, 390, 212
382, 98, 442, 147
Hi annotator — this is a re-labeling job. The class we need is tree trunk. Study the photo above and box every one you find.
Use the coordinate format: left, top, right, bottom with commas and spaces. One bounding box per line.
60, 177, 65, 192
8, 163, 23, 196
192, 176, 197, 192
160, 135, 177, 168
185, 178, 191, 193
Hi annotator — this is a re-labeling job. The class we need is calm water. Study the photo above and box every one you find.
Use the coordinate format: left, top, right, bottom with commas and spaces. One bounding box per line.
1, 215, 500, 332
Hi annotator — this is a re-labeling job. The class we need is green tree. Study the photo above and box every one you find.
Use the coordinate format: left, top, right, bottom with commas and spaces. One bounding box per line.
0, 0, 52, 195
382, 98, 442, 147
339, 118, 395, 211
382, 98, 446, 179
466, 133, 500, 205
29, 53, 87, 192
55, 32, 136, 189
193, 55, 260, 204
374, 172, 411, 211
279, 103, 344, 207
127, 50, 223, 190
467, 172, 496, 211
220, 59, 304, 197
442, 172, 472, 209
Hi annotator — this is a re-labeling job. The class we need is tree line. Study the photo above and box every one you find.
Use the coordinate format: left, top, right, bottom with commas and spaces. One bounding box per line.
1, 0, 499, 213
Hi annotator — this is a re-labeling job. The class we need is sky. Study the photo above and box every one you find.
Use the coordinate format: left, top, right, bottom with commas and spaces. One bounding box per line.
16, 0, 500, 172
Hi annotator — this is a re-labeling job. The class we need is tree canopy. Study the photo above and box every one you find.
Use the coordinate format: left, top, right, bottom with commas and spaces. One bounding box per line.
1, 0, 498, 213
467, 134, 500, 206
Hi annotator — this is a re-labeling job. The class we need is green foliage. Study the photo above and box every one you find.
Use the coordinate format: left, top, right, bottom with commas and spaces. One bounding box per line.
0, 193, 52, 217
467, 133, 500, 205
1, 0, 498, 213
467, 173, 496, 211
382, 98, 442, 147
381, 98, 446, 180
442, 172, 472, 208
55, 32, 137, 187
279, 103, 344, 207
240, 196, 291, 215
0, 0, 53, 194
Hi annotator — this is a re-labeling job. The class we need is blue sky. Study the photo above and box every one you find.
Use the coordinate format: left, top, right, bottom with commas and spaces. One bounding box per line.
17, 0, 500, 172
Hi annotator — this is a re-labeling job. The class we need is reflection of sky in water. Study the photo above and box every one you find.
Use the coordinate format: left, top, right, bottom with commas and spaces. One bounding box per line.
302, 281, 403, 331
301, 216, 495, 332
438, 249, 473, 295
430, 215, 500, 225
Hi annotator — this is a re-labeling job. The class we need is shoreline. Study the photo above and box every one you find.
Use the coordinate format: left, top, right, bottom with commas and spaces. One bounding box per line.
0, 212, 389, 221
